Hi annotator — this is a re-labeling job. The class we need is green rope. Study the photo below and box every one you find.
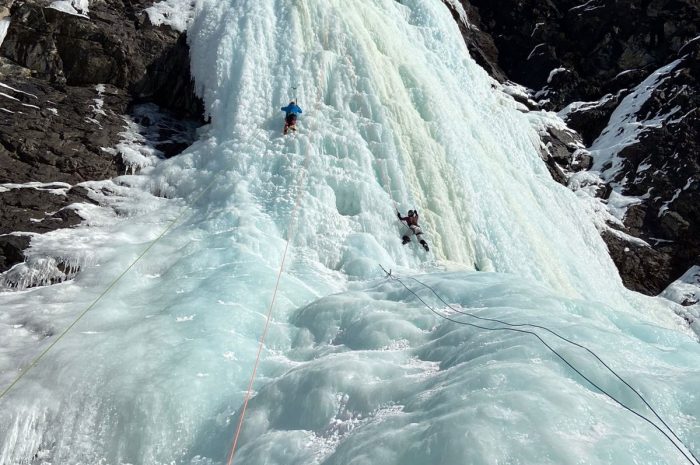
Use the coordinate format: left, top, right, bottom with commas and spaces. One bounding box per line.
0, 177, 218, 402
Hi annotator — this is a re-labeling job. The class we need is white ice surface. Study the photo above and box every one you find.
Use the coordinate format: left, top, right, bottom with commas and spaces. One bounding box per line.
663, 266, 700, 307
146, 0, 195, 32
48, 0, 89, 17
0, 182, 71, 195
115, 118, 162, 173
589, 59, 682, 183
547, 67, 567, 84
442, 0, 470, 26
662, 266, 700, 336
0, 82, 38, 99
0, 18, 10, 49
1, 1, 698, 464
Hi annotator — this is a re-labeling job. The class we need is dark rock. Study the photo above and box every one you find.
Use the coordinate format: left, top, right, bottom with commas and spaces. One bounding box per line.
132, 33, 204, 119
659, 211, 690, 237
572, 150, 593, 171
0, 234, 30, 272
452, 0, 699, 295
156, 141, 191, 158
3, 0, 204, 118
605, 51, 699, 291
442, 0, 507, 82
537, 124, 587, 182
457, 0, 699, 107
562, 91, 625, 145
0, 185, 94, 235
601, 229, 675, 296
0, 0, 204, 282
0, 58, 130, 184
1, 1, 203, 118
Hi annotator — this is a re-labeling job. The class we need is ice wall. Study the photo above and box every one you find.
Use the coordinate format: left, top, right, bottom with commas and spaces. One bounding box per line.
178, 0, 627, 301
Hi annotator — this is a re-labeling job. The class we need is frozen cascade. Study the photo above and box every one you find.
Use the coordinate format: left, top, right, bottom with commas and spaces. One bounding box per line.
0, 0, 698, 464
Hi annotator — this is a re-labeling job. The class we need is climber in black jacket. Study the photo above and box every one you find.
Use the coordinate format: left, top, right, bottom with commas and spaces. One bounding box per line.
397, 209, 429, 252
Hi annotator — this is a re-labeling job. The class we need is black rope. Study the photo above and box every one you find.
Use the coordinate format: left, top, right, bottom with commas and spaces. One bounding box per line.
406, 275, 700, 465
379, 265, 698, 465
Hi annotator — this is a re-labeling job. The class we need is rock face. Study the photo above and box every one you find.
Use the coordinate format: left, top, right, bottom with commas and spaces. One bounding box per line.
461, 0, 698, 104
450, 0, 699, 295
0, 0, 203, 274
2, 0, 202, 116
0, 61, 130, 185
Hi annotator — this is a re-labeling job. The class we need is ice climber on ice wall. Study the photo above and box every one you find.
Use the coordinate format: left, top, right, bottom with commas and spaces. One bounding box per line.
281, 100, 303, 134
397, 209, 430, 252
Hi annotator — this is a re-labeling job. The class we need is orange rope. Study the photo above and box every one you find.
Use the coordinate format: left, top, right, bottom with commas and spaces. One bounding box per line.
226, 50, 325, 463
225, 145, 311, 465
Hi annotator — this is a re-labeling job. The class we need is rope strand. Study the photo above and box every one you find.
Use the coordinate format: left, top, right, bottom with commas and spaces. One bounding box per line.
226, 53, 324, 463
226, 157, 309, 464
380, 266, 698, 465
0, 177, 220, 402
406, 275, 700, 465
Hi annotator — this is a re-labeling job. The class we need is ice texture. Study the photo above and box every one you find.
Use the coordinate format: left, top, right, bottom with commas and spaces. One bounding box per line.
145, 0, 196, 32
0, 18, 10, 49
1, 1, 698, 464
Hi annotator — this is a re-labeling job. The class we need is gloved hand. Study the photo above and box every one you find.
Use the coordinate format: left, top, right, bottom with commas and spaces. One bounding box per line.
397, 212, 402, 219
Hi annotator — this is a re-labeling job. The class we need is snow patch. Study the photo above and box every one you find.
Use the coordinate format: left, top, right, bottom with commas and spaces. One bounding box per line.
48, 0, 89, 18
558, 93, 616, 120
547, 67, 567, 84
498, 81, 539, 110
0, 91, 18, 102
0, 82, 38, 100
86, 84, 106, 127
658, 188, 682, 217
531, 22, 544, 38
526, 43, 546, 61
662, 266, 700, 335
662, 266, 700, 306
0, 18, 11, 50
614, 69, 639, 79
570, 0, 604, 13
589, 59, 683, 182
527, 108, 575, 135
606, 190, 642, 221
0, 182, 72, 195
442, 0, 470, 27
568, 172, 648, 247
145, 0, 195, 32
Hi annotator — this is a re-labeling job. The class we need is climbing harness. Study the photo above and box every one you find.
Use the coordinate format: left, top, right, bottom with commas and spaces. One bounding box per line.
379, 265, 700, 465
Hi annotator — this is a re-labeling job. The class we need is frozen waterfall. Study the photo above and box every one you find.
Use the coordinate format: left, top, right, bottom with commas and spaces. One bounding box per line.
1, 0, 698, 464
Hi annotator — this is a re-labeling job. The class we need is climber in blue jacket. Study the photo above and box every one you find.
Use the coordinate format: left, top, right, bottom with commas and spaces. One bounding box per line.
281, 100, 303, 135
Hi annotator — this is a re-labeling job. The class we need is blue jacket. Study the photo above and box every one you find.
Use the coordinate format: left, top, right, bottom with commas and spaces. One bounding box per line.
281, 103, 303, 115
